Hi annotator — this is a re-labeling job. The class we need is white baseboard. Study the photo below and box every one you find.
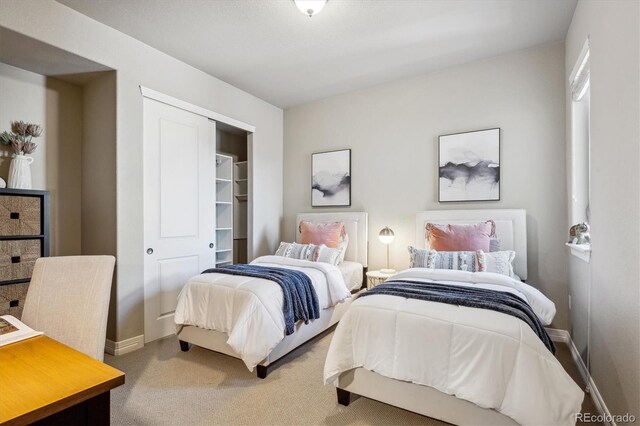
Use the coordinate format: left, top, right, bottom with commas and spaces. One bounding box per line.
546, 328, 615, 426
545, 327, 570, 343
567, 335, 616, 426
105, 334, 144, 356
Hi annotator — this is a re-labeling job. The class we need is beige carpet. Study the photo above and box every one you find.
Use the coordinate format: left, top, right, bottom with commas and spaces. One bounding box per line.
105, 330, 596, 425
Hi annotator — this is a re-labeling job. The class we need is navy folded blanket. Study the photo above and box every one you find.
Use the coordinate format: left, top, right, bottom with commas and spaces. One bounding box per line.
202, 264, 319, 335
359, 280, 555, 353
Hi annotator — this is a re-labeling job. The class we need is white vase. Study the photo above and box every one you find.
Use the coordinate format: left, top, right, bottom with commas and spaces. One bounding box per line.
7, 154, 34, 189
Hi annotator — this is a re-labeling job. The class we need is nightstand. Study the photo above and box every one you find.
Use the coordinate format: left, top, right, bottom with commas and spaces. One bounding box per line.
366, 270, 395, 289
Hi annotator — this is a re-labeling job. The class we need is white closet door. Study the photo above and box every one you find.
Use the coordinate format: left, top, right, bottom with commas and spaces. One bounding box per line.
143, 98, 215, 343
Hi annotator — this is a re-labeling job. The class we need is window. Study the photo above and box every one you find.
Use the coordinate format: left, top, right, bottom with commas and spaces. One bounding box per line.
569, 40, 591, 230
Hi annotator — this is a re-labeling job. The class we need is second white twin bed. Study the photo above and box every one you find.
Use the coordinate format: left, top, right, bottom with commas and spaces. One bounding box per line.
326, 209, 583, 425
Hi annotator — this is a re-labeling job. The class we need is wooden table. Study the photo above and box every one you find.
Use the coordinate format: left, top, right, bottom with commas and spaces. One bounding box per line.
0, 335, 125, 425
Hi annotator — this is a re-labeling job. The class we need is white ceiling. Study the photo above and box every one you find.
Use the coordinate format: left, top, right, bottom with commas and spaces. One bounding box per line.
56, 0, 577, 109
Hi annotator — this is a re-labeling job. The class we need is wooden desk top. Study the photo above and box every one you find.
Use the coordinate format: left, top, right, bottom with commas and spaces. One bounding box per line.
0, 335, 125, 426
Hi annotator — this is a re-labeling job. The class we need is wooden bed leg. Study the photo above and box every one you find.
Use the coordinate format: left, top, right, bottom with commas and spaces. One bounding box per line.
361, 267, 368, 290
179, 340, 191, 352
256, 365, 268, 379
336, 388, 351, 406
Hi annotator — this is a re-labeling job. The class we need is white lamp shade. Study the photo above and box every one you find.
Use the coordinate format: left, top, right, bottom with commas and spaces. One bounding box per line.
378, 227, 395, 244
294, 0, 327, 17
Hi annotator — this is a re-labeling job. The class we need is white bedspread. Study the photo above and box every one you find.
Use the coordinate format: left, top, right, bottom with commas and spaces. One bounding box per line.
324, 268, 584, 426
338, 261, 364, 291
174, 256, 351, 370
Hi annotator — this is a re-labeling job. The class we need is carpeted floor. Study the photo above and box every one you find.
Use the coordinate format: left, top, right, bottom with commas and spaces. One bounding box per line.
105, 330, 598, 425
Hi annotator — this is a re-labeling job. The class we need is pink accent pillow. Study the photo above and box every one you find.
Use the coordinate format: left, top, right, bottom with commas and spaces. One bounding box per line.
299, 221, 346, 249
426, 221, 496, 252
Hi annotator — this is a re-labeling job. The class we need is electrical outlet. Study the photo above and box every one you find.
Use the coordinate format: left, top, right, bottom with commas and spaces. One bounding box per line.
568, 295, 572, 310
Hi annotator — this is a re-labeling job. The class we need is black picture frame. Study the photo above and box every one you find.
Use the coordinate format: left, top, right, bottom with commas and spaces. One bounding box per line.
438, 127, 502, 203
311, 149, 351, 208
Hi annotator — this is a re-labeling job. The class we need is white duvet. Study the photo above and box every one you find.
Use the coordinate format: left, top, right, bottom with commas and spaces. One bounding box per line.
324, 268, 584, 426
174, 256, 351, 370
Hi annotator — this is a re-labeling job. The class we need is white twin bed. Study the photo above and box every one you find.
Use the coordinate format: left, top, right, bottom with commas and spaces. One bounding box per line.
173, 209, 583, 425
324, 209, 584, 425
174, 212, 368, 378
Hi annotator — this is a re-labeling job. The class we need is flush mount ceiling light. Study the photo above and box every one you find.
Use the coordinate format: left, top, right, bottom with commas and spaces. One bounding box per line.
294, 0, 327, 17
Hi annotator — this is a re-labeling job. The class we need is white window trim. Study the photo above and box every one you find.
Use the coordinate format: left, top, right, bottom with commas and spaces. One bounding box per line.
568, 38, 591, 262
566, 242, 591, 263
570, 39, 591, 102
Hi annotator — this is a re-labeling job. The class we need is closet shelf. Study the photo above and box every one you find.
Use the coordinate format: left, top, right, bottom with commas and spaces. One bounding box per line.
216, 201, 232, 205
216, 249, 232, 253
235, 194, 248, 201
216, 227, 232, 231
216, 178, 232, 183
235, 178, 248, 183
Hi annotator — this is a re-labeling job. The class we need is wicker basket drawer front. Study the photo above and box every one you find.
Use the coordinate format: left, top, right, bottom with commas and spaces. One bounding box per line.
0, 282, 29, 318
0, 240, 41, 281
0, 196, 41, 236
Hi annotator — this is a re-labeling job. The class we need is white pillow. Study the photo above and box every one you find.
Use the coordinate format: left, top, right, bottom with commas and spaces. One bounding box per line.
314, 244, 342, 265
478, 250, 516, 278
275, 241, 293, 257
337, 234, 349, 264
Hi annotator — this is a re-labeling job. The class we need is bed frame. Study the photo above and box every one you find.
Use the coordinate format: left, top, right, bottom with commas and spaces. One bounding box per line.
178, 211, 368, 378
335, 209, 526, 425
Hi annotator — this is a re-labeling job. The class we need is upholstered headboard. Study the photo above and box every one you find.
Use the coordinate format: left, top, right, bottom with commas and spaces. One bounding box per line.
296, 212, 368, 267
415, 209, 527, 280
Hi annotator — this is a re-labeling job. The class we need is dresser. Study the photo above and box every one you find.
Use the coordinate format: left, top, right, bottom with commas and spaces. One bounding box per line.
0, 188, 49, 318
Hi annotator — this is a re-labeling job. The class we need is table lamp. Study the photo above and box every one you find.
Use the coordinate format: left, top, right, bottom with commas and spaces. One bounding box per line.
378, 226, 396, 274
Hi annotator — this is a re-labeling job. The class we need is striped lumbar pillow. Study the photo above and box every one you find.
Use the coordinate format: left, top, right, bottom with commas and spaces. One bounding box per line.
275, 242, 342, 265
408, 246, 480, 272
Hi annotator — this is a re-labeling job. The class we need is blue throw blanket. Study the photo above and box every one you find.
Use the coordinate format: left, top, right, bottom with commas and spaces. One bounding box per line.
360, 280, 555, 353
202, 264, 319, 335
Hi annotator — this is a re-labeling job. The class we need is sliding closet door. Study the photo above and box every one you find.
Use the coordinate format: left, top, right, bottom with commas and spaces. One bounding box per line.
143, 98, 216, 343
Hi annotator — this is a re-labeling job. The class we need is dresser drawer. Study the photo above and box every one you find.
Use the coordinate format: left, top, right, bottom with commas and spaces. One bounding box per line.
0, 195, 41, 236
0, 282, 29, 319
0, 240, 41, 282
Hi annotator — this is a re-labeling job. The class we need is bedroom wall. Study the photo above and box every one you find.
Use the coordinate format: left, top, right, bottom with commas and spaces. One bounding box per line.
565, 0, 639, 419
0, 0, 284, 343
284, 43, 570, 329
0, 62, 83, 257
81, 71, 118, 337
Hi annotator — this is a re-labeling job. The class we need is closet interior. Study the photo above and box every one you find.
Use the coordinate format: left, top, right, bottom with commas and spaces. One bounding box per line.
215, 122, 249, 266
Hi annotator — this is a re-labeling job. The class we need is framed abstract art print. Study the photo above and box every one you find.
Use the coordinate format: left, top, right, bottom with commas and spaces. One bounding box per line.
438, 128, 500, 202
311, 149, 351, 207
